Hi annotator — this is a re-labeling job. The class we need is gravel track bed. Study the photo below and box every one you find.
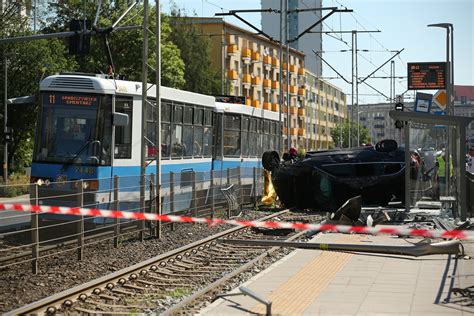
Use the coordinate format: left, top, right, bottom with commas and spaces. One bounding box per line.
0, 209, 278, 313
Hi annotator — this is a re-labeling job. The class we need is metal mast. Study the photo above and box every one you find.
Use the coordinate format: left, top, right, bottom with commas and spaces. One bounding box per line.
154, 0, 162, 238
139, 0, 149, 241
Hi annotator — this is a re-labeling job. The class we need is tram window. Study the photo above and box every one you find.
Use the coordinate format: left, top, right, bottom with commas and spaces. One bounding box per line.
182, 125, 193, 157
264, 121, 270, 133
115, 98, 133, 159
203, 127, 212, 157
171, 125, 184, 158
249, 132, 257, 157
162, 123, 171, 158
194, 126, 203, 157
225, 115, 240, 130
224, 130, 240, 156
204, 110, 212, 126
174, 105, 183, 123
195, 108, 204, 125
162, 101, 172, 122
223, 114, 241, 157
242, 131, 249, 157
184, 107, 193, 124
257, 133, 263, 157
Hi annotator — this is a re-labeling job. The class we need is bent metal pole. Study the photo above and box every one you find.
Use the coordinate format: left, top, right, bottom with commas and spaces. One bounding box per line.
221, 239, 461, 257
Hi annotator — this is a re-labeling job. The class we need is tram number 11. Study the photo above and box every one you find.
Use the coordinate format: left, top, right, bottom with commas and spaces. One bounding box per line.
49, 94, 56, 104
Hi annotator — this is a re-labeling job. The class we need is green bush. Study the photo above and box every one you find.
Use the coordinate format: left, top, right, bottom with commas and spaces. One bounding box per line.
0, 173, 29, 198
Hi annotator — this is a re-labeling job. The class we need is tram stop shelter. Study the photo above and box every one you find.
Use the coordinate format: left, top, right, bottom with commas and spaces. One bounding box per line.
389, 110, 473, 220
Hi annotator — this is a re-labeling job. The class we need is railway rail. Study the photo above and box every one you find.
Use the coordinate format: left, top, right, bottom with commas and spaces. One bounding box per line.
7, 210, 321, 315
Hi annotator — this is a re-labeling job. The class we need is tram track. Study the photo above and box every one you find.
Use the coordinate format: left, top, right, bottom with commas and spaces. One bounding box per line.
7, 209, 321, 315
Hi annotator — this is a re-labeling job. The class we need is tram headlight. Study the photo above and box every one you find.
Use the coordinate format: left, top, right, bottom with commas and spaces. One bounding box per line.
30, 177, 51, 186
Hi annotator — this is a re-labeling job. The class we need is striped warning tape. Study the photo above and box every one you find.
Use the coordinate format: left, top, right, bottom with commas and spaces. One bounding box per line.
0, 203, 472, 240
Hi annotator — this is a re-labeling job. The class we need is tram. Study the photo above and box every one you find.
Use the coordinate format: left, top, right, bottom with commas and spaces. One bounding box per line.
29, 73, 281, 220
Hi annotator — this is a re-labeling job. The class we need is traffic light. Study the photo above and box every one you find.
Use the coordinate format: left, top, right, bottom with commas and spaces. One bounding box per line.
395, 102, 404, 111
4, 128, 13, 143
69, 19, 91, 55
395, 100, 404, 129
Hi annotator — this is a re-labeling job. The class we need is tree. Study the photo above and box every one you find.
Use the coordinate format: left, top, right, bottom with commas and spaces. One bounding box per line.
1, 2, 77, 173
168, 5, 222, 95
44, 1, 186, 88
330, 121, 370, 148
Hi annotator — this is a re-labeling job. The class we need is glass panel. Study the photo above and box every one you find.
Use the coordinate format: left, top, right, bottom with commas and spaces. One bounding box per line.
171, 124, 183, 157
223, 130, 241, 156
195, 108, 204, 126
182, 125, 193, 157
242, 131, 249, 156
249, 133, 257, 156
162, 101, 172, 122
35, 92, 108, 165
193, 126, 203, 157
224, 114, 241, 130
161, 123, 170, 158
203, 127, 212, 157
174, 105, 183, 123
204, 110, 213, 126
115, 97, 133, 159
184, 107, 193, 124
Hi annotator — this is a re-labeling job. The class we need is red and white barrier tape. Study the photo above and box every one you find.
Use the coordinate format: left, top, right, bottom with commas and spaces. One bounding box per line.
0, 203, 472, 240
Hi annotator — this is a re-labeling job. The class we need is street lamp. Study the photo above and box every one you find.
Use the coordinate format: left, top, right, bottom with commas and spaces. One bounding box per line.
427, 23, 453, 198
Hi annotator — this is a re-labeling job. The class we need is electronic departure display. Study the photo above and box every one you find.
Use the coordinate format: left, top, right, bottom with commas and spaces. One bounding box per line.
45, 92, 99, 106
407, 62, 447, 90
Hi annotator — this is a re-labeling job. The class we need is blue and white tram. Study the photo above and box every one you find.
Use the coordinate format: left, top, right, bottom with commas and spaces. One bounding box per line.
30, 73, 281, 221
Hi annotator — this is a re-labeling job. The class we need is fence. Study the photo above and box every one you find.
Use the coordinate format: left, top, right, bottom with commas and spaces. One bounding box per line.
0, 167, 265, 273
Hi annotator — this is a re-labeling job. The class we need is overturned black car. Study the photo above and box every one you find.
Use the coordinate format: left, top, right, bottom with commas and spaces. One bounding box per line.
262, 140, 407, 212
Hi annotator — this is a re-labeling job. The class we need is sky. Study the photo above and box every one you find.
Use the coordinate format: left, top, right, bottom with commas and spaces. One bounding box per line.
160, 0, 473, 105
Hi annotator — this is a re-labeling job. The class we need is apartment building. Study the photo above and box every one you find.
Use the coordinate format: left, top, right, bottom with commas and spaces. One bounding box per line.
191, 17, 307, 149
305, 71, 347, 150
191, 17, 347, 150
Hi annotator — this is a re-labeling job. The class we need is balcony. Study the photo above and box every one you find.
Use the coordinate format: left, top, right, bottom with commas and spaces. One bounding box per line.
298, 88, 306, 96
272, 58, 280, 69
290, 106, 297, 115
227, 70, 238, 81
252, 100, 261, 108
272, 103, 279, 112
251, 76, 261, 86
251, 51, 261, 62
271, 81, 279, 90
298, 68, 305, 76
290, 128, 298, 135
242, 48, 251, 62
263, 102, 272, 110
283, 127, 288, 134
298, 128, 305, 136
298, 108, 305, 116
245, 98, 251, 106
263, 79, 271, 90
227, 44, 238, 56
242, 74, 251, 86
289, 86, 297, 95
282, 63, 288, 73
263, 56, 272, 69
289, 65, 297, 74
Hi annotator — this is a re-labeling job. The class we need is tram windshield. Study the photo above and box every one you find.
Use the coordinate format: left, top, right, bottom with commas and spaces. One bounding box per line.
33, 92, 112, 166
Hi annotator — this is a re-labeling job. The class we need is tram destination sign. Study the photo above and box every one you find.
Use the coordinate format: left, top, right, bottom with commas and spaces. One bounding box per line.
407, 62, 447, 90
45, 92, 99, 106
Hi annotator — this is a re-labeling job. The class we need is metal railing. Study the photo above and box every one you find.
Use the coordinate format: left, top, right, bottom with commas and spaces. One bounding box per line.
0, 167, 265, 273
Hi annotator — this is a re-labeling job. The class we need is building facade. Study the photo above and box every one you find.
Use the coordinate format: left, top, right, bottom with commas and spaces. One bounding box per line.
261, 0, 323, 76
305, 71, 347, 150
192, 17, 346, 151
453, 85, 474, 148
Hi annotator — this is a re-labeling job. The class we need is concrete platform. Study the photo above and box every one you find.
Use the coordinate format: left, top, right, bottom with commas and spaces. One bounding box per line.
200, 230, 474, 315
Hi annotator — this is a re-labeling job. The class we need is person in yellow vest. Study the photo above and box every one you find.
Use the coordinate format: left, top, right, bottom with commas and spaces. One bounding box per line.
434, 149, 453, 198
